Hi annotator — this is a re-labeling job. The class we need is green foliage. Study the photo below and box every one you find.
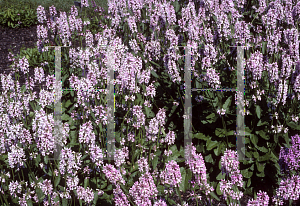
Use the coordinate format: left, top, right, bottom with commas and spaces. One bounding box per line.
0, 4, 38, 28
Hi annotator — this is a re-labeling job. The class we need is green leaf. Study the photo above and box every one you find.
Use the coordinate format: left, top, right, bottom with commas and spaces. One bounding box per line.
250, 134, 258, 146
61, 113, 71, 121
255, 130, 269, 140
152, 155, 158, 170
64, 99, 72, 108
35, 154, 41, 167
193, 133, 209, 140
84, 178, 89, 189
247, 178, 251, 187
26, 199, 33, 206
255, 105, 261, 119
54, 175, 61, 187
209, 191, 220, 201
150, 68, 160, 78
223, 96, 232, 111
205, 154, 214, 163
216, 182, 222, 195
214, 142, 226, 156
216, 171, 226, 180
145, 106, 155, 118
206, 113, 215, 120
262, 41, 267, 55
174, 0, 180, 12
93, 191, 99, 205
256, 162, 266, 172
215, 128, 226, 137
257, 119, 268, 127
179, 167, 186, 192
206, 139, 218, 151
286, 121, 300, 130
241, 168, 253, 178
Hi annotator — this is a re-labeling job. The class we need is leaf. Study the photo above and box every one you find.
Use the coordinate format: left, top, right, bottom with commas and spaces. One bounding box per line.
250, 134, 258, 146
84, 178, 89, 189
193, 133, 209, 140
152, 155, 158, 170
286, 121, 300, 130
26, 199, 33, 206
179, 167, 186, 192
150, 67, 160, 78
209, 191, 220, 201
205, 154, 214, 163
145, 106, 155, 118
262, 41, 267, 55
206, 140, 218, 150
216, 182, 222, 195
256, 162, 266, 172
241, 168, 253, 178
61, 113, 71, 121
257, 119, 268, 127
255, 105, 261, 119
223, 96, 232, 111
216, 171, 226, 180
174, 0, 180, 12
54, 175, 61, 187
215, 128, 226, 137
93, 191, 99, 205
247, 178, 251, 187
255, 130, 269, 140
64, 99, 72, 108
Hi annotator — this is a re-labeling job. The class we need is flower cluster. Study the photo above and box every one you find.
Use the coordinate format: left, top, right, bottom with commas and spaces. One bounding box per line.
129, 172, 159, 206
247, 190, 269, 206
76, 186, 94, 203
185, 143, 214, 196
220, 149, 244, 202
160, 160, 182, 188
102, 163, 125, 185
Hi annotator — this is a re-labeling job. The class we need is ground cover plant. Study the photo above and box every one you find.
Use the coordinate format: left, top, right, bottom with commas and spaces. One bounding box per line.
1, 0, 300, 205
